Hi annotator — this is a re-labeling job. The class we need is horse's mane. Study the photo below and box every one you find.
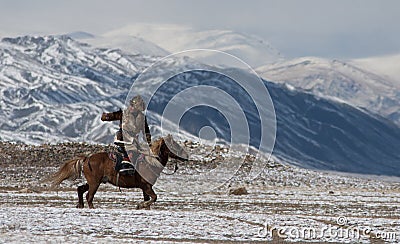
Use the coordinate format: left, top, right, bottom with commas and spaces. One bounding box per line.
150, 137, 165, 156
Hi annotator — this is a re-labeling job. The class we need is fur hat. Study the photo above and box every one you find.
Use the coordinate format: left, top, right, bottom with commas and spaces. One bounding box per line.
129, 95, 145, 111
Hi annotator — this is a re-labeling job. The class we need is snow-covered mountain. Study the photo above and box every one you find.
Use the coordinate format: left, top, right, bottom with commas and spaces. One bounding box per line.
257, 57, 400, 125
0, 35, 158, 143
1, 35, 400, 177
74, 32, 170, 57
85, 24, 283, 67
350, 53, 400, 86
65, 31, 96, 40
135, 69, 400, 176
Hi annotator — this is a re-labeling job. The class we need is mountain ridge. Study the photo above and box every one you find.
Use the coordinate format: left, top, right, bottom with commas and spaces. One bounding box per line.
89, 24, 284, 67
257, 56, 400, 125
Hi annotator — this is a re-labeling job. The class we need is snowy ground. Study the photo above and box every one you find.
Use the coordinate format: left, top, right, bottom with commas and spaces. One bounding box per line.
0, 142, 399, 243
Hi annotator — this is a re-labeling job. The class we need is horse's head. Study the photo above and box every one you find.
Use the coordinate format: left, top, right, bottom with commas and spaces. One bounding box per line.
101, 109, 123, 121
152, 135, 189, 164
163, 134, 189, 161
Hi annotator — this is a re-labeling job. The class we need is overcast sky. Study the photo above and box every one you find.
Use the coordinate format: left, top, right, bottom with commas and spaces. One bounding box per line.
1, 0, 399, 58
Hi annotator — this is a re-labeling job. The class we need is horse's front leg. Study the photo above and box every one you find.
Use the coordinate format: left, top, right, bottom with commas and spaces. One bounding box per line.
143, 191, 150, 201
137, 185, 157, 209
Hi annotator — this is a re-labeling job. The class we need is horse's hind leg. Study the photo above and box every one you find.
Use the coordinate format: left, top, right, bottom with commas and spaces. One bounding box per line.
86, 183, 100, 209
77, 183, 89, 208
137, 185, 157, 210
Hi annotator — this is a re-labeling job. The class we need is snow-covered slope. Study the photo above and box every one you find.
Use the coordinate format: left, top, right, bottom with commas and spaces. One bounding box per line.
65, 31, 96, 40
0, 35, 158, 143
257, 57, 400, 125
80, 33, 169, 57
350, 53, 400, 85
1, 35, 400, 177
93, 24, 283, 67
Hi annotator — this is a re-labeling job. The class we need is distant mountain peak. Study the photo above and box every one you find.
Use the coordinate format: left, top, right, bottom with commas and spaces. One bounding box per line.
96, 24, 284, 67
65, 31, 96, 40
2, 35, 72, 46
257, 56, 400, 126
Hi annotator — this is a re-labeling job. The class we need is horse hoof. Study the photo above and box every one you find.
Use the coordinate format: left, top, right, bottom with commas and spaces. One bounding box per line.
76, 204, 84, 209
136, 203, 148, 210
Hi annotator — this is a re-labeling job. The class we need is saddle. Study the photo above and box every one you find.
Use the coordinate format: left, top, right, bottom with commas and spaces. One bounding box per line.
109, 150, 145, 176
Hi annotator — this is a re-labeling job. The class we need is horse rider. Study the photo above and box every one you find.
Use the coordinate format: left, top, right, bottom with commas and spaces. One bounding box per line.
114, 95, 152, 174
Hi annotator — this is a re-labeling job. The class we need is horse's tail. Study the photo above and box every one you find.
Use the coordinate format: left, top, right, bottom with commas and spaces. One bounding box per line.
49, 155, 86, 189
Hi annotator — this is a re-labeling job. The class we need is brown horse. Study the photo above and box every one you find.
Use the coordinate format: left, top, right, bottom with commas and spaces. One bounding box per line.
50, 135, 188, 209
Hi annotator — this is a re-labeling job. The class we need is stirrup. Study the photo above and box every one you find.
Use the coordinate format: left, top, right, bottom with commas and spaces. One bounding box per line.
119, 168, 135, 173
118, 160, 136, 176
119, 167, 135, 177
121, 160, 133, 165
